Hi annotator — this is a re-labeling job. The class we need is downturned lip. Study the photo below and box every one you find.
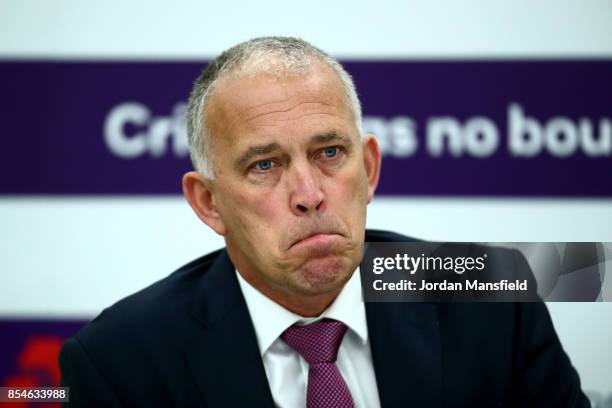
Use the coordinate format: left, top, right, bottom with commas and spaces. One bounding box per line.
289, 232, 343, 249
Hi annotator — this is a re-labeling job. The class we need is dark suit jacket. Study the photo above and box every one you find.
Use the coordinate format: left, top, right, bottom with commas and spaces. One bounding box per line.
60, 230, 590, 407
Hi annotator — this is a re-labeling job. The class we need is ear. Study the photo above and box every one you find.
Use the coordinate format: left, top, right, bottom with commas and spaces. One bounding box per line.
182, 171, 227, 235
362, 134, 382, 203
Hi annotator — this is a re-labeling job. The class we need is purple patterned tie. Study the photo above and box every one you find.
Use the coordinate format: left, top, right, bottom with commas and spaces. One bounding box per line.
281, 318, 355, 408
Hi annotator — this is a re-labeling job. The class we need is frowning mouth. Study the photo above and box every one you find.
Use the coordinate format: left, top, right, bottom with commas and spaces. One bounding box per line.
289, 233, 343, 250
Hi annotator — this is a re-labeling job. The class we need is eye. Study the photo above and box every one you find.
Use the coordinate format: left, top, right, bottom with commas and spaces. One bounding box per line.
255, 160, 273, 171
323, 146, 338, 158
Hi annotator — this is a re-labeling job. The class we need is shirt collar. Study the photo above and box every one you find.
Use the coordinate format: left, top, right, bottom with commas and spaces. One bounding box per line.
236, 267, 368, 357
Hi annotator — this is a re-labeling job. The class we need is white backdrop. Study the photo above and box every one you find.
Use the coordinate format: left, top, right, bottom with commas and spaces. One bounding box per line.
1, 0, 611, 395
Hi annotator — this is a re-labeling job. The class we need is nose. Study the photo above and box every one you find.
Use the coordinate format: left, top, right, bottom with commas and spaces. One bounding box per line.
288, 162, 325, 216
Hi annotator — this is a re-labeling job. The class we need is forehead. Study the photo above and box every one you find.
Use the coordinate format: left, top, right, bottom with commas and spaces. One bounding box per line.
205, 63, 355, 150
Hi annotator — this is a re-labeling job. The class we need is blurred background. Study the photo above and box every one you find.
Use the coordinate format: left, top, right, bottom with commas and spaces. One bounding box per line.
1, 0, 611, 405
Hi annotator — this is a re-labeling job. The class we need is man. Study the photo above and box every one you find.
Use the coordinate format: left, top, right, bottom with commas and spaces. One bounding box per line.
60, 37, 589, 407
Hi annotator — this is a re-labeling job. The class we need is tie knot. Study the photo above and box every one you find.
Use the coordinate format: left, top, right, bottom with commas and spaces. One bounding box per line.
281, 319, 348, 364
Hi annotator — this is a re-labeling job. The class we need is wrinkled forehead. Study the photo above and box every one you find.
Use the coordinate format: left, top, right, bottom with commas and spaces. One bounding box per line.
211, 59, 348, 110
205, 62, 355, 144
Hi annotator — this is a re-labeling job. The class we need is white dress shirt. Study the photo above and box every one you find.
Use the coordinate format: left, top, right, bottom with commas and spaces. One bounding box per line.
236, 268, 381, 408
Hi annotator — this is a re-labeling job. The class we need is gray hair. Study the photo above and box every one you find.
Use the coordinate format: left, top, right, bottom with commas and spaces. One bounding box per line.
185, 36, 362, 178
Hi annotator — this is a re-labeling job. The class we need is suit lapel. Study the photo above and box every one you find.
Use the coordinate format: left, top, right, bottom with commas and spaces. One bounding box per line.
365, 301, 443, 407
183, 251, 275, 408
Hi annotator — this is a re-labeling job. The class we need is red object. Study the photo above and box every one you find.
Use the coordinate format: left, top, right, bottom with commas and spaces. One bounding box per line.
1, 336, 64, 408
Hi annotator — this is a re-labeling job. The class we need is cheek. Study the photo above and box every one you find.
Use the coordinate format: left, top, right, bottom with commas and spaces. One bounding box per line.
244, 192, 283, 227
327, 167, 369, 233
332, 166, 369, 207
221, 188, 285, 245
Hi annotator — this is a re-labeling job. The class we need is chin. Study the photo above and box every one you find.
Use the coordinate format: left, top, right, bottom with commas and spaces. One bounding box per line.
293, 255, 354, 293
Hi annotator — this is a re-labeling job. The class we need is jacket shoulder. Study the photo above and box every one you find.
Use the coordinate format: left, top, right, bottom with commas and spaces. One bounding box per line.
73, 248, 225, 349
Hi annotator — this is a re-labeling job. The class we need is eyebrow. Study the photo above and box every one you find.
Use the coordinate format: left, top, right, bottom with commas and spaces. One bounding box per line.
312, 131, 352, 147
235, 131, 354, 169
236, 142, 282, 169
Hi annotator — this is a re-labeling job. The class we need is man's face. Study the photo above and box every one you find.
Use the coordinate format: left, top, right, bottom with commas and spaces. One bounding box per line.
202, 62, 379, 306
